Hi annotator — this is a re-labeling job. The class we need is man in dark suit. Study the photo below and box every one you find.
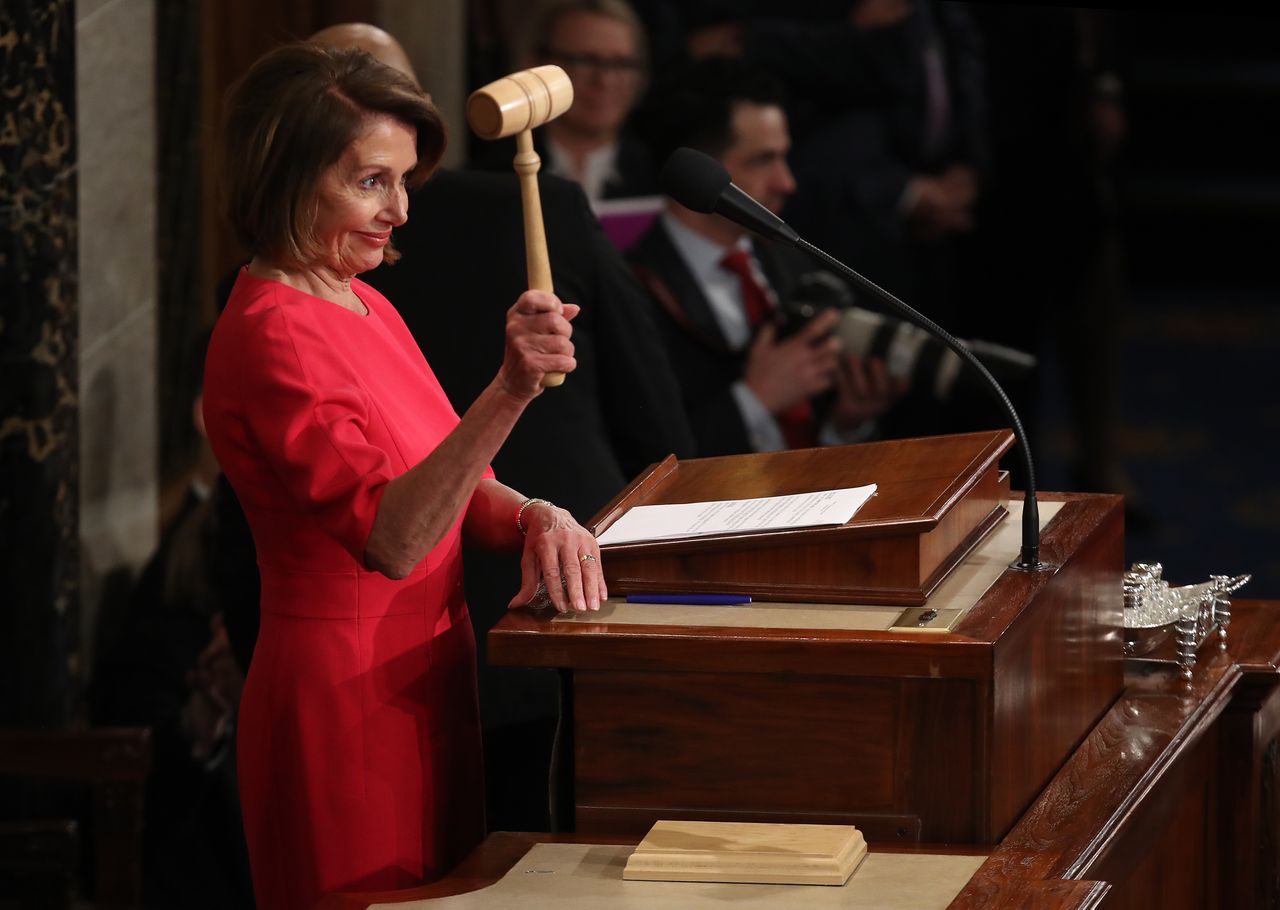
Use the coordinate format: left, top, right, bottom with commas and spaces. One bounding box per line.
629, 58, 905, 457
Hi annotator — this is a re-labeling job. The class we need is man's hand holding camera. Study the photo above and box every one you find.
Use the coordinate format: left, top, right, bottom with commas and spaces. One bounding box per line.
745, 308, 908, 434
745, 309, 843, 414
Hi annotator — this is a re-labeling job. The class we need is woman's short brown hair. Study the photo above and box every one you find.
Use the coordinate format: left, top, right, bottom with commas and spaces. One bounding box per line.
221, 42, 445, 266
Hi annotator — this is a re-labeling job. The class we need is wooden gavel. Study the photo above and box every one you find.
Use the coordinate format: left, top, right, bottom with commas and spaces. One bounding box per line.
466, 65, 575, 388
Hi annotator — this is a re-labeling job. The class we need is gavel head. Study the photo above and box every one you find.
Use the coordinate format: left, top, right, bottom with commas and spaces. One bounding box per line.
466, 65, 574, 139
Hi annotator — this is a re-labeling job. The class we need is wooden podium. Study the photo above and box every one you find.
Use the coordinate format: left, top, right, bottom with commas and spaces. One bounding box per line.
489, 432, 1125, 844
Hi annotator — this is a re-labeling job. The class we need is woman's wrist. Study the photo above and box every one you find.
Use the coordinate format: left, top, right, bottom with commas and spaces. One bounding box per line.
515, 497, 554, 536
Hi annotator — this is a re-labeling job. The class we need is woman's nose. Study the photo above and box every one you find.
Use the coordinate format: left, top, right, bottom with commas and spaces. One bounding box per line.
385, 186, 408, 226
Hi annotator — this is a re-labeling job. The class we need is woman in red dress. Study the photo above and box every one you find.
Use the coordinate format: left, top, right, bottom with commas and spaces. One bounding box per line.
203, 44, 605, 909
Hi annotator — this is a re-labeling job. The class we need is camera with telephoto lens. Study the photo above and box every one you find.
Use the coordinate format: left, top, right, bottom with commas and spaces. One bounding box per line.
774, 271, 1037, 404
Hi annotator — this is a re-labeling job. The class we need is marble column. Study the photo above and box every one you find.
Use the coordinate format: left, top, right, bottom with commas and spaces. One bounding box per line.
76, 0, 158, 682
0, 0, 80, 726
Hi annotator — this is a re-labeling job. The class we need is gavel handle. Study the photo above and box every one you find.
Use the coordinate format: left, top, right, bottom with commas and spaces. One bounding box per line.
513, 131, 565, 388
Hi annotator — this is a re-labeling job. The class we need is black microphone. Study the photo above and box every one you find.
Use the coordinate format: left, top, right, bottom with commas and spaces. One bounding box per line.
659, 146, 1050, 572
661, 147, 800, 245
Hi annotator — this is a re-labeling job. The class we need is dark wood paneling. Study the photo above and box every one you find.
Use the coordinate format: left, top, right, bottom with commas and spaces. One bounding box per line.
1089, 737, 1216, 909
575, 670, 899, 813
899, 678, 984, 843
1263, 735, 1280, 908
0, 728, 151, 910
954, 667, 1235, 899
987, 496, 1125, 838
571, 670, 988, 842
1217, 663, 1280, 908
954, 601, 1280, 909
950, 878, 1111, 909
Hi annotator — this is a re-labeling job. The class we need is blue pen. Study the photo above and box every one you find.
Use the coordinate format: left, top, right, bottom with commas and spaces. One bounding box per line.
625, 593, 752, 605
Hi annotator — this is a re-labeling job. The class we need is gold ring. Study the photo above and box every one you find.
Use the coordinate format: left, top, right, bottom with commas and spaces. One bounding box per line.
579, 553, 596, 563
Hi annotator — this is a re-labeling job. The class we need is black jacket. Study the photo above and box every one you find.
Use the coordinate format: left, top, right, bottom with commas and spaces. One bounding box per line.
627, 218, 832, 457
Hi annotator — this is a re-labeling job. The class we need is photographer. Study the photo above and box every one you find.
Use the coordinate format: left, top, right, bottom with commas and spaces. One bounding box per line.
628, 58, 906, 455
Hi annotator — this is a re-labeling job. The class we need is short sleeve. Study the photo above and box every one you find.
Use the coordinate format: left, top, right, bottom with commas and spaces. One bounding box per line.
239, 308, 394, 564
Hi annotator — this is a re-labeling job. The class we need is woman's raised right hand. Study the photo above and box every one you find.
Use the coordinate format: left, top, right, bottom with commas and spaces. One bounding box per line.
496, 289, 578, 401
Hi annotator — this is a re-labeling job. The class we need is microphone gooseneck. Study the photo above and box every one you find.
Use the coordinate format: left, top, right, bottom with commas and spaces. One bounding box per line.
795, 237, 1044, 570
660, 147, 1049, 571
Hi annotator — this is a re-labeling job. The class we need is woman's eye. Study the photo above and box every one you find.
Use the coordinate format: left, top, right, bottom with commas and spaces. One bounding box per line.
359, 175, 380, 189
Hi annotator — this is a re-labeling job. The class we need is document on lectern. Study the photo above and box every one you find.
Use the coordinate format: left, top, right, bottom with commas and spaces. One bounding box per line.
597, 484, 877, 546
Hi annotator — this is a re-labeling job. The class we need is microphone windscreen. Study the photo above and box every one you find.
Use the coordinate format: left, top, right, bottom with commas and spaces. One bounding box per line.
660, 147, 730, 214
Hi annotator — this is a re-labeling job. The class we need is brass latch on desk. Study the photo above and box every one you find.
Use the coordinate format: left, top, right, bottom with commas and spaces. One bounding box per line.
889, 607, 963, 633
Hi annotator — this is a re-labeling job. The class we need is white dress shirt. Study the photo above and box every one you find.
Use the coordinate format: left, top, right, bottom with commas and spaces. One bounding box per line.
662, 213, 787, 452
544, 136, 621, 206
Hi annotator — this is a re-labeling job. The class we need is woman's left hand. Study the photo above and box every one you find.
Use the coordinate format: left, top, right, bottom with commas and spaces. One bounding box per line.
507, 503, 606, 613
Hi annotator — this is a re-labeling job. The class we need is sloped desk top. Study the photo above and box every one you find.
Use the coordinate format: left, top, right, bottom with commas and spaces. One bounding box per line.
589, 430, 1016, 605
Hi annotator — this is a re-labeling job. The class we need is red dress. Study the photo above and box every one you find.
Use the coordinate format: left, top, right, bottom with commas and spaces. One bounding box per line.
203, 271, 487, 910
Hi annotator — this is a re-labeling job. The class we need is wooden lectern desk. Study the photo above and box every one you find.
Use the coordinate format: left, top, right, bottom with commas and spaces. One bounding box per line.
322, 591, 1280, 910
489, 432, 1126, 844
322, 600, 1280, 909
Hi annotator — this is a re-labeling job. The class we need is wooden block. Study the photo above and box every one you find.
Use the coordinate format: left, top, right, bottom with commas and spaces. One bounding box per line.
622, 820, 868, 885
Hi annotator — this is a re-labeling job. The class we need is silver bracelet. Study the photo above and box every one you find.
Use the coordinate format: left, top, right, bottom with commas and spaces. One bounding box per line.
515, 497, 553, 536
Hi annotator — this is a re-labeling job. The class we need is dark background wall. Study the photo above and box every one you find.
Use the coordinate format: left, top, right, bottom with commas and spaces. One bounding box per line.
1039, 9, 1280, 594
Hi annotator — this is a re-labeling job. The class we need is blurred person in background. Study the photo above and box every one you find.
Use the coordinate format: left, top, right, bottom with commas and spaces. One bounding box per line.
667, 3, 1041, 450
477, 0, 656, 203
629, 58, 907, 457
91, 344, 254, 908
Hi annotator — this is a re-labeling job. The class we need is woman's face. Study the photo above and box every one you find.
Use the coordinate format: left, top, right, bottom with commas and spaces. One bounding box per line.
546, 11, 643, 139
312, 115, 417, 277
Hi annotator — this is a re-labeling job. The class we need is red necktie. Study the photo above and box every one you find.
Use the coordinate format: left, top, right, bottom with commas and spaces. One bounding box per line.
718, 248, 816, 449
719, 248, 773, 331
